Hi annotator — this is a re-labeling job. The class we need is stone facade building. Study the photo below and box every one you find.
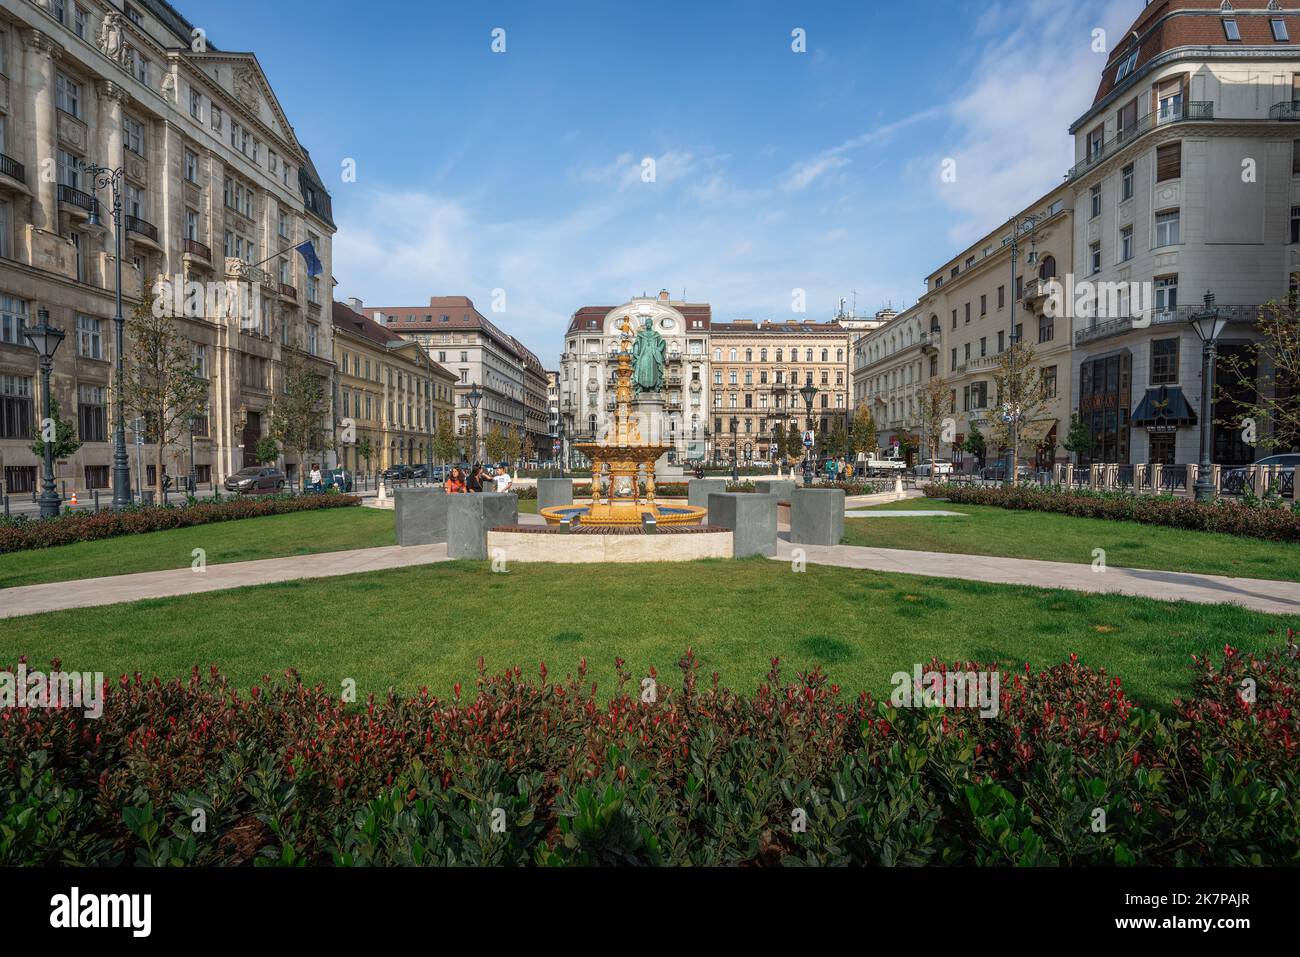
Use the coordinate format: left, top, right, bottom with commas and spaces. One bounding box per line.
708, 319, 851, 465
331, 298, 455, 475
1067, 0, 1300, 467
0, 0, 334, 495
851, 304, 933, 453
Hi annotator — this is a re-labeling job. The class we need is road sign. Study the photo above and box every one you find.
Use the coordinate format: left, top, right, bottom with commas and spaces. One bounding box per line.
802, 430, 814, 448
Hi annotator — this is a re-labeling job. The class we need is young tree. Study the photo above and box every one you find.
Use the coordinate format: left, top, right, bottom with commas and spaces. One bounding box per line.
848, 402, 878, 456
255, 436, 280, 465
1063, 413, 1091, 465
123, 296, 209, 500
502, 428, 524, 469
962, 424, 987, 466
483, 423, 509, 465
1218, 299, 1300, 452
30, 396, 82, 462
916, 379, 953, 464
771, 422, 787, 465
356, 436, 374, 474
989, 342, 1050, 477
432, 418, 458, 467
269, 350, 331, 479
785, 425, 807, 463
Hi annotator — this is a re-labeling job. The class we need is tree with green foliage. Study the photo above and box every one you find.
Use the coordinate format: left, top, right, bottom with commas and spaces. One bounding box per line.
30, 396, 82, 462
962, 424, 987, 465
1063, 413, 1091, 465
848, 402, 878, 456
483, 423, 509, 465
771, 422, 787, 465
255, 436, 280, 465
269, 351, 331, 475
432, 418, 458, 467
356, 436, 375, 474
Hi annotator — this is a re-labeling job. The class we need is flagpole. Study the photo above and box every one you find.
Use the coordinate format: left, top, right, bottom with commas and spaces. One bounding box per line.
243, 239, 312, 272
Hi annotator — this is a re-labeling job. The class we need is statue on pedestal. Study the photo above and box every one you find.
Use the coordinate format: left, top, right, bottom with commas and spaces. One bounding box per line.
631, 317, 665, 395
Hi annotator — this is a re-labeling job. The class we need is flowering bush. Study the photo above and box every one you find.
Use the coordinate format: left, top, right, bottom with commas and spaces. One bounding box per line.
0, 494, 361, 555
923, 482, 1300, 542
1, 648, 1295, 866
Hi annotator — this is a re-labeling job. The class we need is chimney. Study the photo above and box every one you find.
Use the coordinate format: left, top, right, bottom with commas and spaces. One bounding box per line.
658, 289, 670, 301
347, 297, 363, 313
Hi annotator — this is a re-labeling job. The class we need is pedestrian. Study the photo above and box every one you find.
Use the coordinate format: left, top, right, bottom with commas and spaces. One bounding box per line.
467, 463, 485, 493
493, 467, 512, 493
446, 467, 466, 493
309, 463, 323, 493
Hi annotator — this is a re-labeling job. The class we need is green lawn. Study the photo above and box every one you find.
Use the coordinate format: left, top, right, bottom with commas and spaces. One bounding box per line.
843, 499, 1300, 582
0, 506, 396, 589
3, 559, 1290, 708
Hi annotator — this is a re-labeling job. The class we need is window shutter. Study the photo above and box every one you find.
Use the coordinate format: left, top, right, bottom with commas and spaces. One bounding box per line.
1156, 142, 1182, 182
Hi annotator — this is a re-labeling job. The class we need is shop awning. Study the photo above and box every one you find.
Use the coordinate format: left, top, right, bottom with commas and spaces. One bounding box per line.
1018, 419, 1057, 444
1131, 386, 1197, 428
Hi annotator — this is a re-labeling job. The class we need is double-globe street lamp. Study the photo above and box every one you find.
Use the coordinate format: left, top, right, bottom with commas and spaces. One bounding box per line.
799, 381, 817, 486
84, 164, 132, 508
466, 382, 483, 464
24, 309, 65, 519
1190, 291, 1229, 504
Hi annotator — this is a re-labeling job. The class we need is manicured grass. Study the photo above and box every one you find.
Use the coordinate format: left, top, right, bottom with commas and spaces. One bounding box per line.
0, 506, 396, 589
843, 499, 1300, 582
4, 559, 1290, 708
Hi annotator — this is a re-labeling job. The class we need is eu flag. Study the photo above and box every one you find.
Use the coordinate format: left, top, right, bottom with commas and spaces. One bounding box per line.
295, 241, 323, 278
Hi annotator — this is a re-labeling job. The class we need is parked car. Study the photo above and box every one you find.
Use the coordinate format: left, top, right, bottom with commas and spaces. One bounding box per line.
225, 466, 286, 494
324, 468, 353, 493
913, 459, 955, 478
1221, 454, 1300, 497
409, 465, 429, 480
382, 464, 414, 481
857, 451, 908, 473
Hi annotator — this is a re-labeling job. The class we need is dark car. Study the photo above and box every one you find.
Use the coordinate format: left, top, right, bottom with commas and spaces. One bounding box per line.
382, 464, 414, 481
410, 465, 429, 480
225, 466, 286, 494
323, 468, 353, 493
1221, 454, 1300, 497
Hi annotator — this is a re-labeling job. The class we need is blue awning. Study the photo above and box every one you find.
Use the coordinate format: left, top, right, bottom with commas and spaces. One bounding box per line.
1131, 386, 1197, 427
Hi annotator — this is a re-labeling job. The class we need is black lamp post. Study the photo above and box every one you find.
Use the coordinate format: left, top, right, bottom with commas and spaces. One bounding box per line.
188, 413, 200, 495
1190, 291, 1229, 503
729, 415, 739, 482
25, 309, 66, 520
1006, 211, 1043, 484
800, 382, 817, 486
772, 382, 787, 475
466, 382, 483, 463
85, 164, 131, 509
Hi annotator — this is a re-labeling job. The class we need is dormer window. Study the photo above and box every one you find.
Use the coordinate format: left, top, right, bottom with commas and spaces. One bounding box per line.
1115, 48, 1138, 83
1222, 18, 1241, 41
1272, 19, 1290, 42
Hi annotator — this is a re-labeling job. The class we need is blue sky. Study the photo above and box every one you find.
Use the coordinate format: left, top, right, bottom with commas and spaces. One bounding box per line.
197, 0, 1141, 365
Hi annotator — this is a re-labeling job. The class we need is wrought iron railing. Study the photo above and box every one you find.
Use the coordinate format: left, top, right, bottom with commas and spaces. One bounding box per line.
278, 282, 297, 300
57, 183, 94, 211
1159, 465, 1188, 491
1067, 102, 1213, 180
182, 238, 211, 260
125, 214, 158, 242
1074, 303, 1263, 346
0, 153, 25, 183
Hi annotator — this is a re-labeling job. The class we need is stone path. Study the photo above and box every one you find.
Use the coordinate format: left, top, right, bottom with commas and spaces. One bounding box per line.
843, 509, 966, 518
771, 538, 1300, 615
0, 544, 450, 620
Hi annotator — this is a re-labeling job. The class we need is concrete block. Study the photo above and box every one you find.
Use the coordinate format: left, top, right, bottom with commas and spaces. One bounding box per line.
756, 479, 797, 502
447, 493, 520, 559
394, 487, 448, 546
688, 478, 728, 510
789, 488, 846, 546
708, 492, 778, 558
536, 478, 573, 513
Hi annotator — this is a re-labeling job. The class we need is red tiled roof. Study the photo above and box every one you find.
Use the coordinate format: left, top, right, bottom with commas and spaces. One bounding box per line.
565, 302, 713, 335
1088, 0, 1300, 112
332, 299, 404, 348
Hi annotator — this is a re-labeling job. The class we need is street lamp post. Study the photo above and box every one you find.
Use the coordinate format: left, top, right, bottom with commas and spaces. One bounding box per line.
1190, 291, 1229, 503
729, 416, 739, 482
773, 382, 787, 476
188, 414, 199, 495
85, 165, 132, 509
799, 382, 817, 486
25, 309, 66, 520
1006, 211, 1043, 484
467, 382, 483, 464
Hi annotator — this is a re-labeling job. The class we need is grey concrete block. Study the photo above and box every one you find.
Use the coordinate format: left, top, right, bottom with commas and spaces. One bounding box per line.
688, 478, 728, 510
708, 492, 778, 558
536, 478, 573, 513
447, 493, 520, 559
756, 479, 797, 502
789, 488, 846, 546
395, 487, 448, 546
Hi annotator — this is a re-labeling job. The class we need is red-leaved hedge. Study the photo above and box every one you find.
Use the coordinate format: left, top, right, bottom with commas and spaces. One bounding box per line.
0, 493, 361, 555
923, 482, 1300, 542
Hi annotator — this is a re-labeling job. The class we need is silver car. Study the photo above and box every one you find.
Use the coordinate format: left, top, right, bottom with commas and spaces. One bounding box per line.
224, 466, 286, 494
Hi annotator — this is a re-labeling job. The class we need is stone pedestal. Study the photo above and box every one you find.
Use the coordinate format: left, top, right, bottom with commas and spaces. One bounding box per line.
447, 493, 519, 559
708, 492, 778, 558
790, 488, 845, 546
536, 478, 573, 513
395, 487, 448, 546
756, 479, 797, 502
688, 478, 728, 511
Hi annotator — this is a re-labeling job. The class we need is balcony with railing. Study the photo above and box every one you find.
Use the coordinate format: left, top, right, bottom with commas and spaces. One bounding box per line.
182, 237, 211, 263
0, 153, 25, 185
125, 214, 159, 243
1073, 303, 1261, 347
278, 282, 298, 302
1067, 102, 1214, 180
1269, 100, 1300, 120
57, 183, 95, 214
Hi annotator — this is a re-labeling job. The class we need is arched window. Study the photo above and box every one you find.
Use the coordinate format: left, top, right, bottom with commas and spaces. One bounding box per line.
837, 348, 843, 362
821, 348, 828, 362
804, 348, 813, 361
745, 349, 752, 361
760, 348, 768, 362
1038, 255, 1057, 280
729, 348, 737, 362
776, 348, 784, 362
713, 348, 721, 361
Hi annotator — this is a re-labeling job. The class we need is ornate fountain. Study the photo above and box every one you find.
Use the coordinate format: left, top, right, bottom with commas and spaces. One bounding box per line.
540, 314, 707, 527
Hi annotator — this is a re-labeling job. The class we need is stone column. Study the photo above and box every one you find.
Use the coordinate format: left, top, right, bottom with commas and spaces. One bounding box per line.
21, 29, 63, 231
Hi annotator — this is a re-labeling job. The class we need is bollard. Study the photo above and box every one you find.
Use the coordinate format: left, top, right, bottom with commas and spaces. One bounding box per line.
94, 489, 100, 513
642, 512, 658, 535
2, 495, 7, 518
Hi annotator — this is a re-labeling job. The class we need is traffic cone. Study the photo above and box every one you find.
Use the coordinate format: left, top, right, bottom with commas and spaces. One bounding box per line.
70, 490, 79, 506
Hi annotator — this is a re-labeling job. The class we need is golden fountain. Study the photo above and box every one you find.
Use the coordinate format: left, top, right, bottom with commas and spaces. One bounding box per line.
540, 314, 707, 527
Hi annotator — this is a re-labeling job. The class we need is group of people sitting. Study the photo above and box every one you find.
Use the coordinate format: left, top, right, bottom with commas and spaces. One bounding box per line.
444, 464, 512, 494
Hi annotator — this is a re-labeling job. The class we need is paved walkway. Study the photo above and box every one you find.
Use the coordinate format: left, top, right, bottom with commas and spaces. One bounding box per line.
0, 544, 450, 620
772, 538, 1300, 615
844, 509, 966, 518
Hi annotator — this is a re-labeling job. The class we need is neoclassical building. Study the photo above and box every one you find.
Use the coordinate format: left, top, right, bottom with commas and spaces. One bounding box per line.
0, 0, 335, 495
559, 291, 712, 462
851, 304, 933, 452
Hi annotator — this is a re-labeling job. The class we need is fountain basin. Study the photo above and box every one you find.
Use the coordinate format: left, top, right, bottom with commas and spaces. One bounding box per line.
539, 503, 707, 527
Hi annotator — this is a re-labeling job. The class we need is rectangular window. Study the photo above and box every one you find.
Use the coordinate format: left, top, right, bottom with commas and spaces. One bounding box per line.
123, 116, 144, 155
0, 373, 34, 440
0, 199, 11, 260
77, 384, 106, 442
1115, 50, 1138, 84
1274, 19, 1290, 42
1151, 338, 1179, 385
185, 208, 199, 241
1088, 125, 1104, 160
997, 285, 1005, 309
1, 295, 29, 345
1156, 142, 1182, 182
57, 149, 82, 189
1090, 242, 1101, 274
1155, 209, 1180, 247
211, 106, 223, 133
980, 294, 987, 316
73, 4, 87, 39
1090, 184, 1101, 218
1116, 98, 1138, 141
1222, 18, 1241, 42
1154, 276, 1178, 317
184, 149, 198, 183
194, 343, 208, 378
1121, 163, 1134, 201
55, 73, 81, 118
76, 314, 102, 359
1157, 78, 1183, 122
1292, 206, 1300, 244
190, 89, 202, 119
1120, 226, 1134, 262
